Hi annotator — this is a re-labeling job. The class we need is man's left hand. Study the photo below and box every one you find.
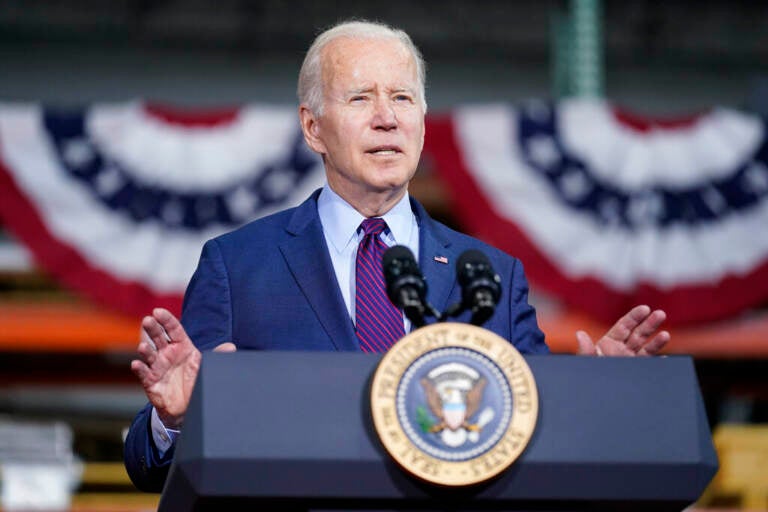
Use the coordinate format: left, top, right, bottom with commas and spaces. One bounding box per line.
576, 305, 669, 356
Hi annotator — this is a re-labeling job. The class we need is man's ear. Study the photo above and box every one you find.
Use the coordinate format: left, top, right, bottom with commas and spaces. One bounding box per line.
299, 105, 326, 155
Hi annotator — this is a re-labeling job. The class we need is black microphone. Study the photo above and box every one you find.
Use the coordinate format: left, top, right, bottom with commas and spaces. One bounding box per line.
455, 249, 502, 326
382, 245, 431, 328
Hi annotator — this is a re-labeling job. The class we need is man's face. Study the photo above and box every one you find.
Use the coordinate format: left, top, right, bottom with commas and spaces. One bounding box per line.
301, 37, 425, 205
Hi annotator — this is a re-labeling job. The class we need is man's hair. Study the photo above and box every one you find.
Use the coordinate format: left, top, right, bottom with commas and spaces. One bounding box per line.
297, 19, 427, 115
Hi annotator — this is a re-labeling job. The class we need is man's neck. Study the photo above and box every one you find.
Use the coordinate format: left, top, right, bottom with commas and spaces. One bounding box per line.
327, 183, 408, 218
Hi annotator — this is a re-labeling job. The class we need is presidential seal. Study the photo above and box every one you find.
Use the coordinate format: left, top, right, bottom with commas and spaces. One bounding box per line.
370, 323, 538, 486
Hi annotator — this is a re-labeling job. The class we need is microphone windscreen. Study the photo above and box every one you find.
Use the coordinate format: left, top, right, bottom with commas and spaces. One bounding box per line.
456, 249, 500, 301
456, 249, 491, 275
383, 245, 416, 269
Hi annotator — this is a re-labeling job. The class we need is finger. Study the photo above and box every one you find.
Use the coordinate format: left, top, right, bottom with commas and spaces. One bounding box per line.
142, 315, 170, 351
139, 324, 157, 352
625, 309, 667, 352
136, 339, 158, 366
575, 331, 597, 356
213, 342, 237, 352
153, 308, 190, 346
603, 305, 651, 343
638, 330, 670, 356
130, 359, 152, 385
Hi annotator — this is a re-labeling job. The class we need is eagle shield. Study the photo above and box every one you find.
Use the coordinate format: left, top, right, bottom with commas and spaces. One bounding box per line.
420, 362, 489, 446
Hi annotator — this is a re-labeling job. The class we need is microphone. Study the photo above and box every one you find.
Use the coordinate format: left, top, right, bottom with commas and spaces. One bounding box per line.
449, 250, 502, 326
382, 245, 435, 328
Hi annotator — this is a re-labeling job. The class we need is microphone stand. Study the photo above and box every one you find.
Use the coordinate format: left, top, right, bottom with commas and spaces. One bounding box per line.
399, 287, 441, 328
440, 289, 497, 327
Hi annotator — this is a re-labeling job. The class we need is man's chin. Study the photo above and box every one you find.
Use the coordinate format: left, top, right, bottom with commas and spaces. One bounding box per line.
369, 178, 412, 195
370, 168, 417, 189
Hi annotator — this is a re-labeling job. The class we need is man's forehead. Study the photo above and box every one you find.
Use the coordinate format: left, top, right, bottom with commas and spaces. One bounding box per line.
347, 83, 417, 93
320, 41, 417, 102
321, 36, 416, 76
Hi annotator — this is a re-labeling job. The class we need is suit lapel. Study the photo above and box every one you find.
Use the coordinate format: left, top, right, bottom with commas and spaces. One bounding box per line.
279, 193, 359, 351
278, 193, 457, 349
411, 199, 458, 316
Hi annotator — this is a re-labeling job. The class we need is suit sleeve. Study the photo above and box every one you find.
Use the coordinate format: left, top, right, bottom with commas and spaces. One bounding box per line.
123, 239, 233, 491
507, 258, 550, 355
181, 238, 234, 351
123, 403, 175, 492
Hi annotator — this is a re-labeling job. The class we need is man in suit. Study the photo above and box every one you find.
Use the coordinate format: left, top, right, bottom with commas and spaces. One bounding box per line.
125, 20, 669, 492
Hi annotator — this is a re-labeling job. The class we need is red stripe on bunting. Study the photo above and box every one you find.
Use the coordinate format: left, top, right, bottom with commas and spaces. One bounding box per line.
0, 145, 183, 319
143, 102, 240, 128
424, 114, 768, 326
611, 105, 708, 133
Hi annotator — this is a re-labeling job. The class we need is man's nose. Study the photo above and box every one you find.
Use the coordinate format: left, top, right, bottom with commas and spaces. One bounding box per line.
372, 99, 397, 130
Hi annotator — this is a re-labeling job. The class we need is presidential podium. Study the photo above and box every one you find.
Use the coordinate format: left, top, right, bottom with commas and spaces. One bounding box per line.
158, 352, 717, 511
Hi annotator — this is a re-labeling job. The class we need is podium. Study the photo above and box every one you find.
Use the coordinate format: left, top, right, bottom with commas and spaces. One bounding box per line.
159, 352, 717, 511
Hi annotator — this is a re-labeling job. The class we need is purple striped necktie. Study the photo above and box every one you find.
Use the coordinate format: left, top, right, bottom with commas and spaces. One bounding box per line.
355, 218, 405, 353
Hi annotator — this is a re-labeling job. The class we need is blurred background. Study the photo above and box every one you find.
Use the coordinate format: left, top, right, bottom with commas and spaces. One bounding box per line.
0, 0, 767, 509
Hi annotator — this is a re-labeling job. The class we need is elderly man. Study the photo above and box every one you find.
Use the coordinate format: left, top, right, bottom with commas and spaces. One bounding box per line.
124, 20, 669, 491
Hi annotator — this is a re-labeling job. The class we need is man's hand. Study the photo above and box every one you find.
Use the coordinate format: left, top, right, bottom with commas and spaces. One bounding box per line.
575, 305, 669, 357
130, 308, 236, 429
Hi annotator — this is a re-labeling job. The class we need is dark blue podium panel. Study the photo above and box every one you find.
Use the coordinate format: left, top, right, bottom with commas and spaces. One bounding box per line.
160, 353, 717, 511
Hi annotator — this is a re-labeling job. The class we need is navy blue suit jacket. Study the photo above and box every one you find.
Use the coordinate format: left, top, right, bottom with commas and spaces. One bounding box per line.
124, 190, 548, 491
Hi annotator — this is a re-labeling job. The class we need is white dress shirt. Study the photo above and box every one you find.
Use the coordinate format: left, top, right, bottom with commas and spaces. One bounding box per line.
316, 184, 420, 328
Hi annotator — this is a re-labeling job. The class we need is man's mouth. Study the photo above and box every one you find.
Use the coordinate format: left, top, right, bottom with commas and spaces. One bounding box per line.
367, 145, 402, 156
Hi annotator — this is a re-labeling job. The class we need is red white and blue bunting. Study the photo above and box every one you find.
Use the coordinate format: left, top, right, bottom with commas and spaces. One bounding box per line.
0, 102, 325, 316
1, 100, 767, 325
427, 100, 768, 325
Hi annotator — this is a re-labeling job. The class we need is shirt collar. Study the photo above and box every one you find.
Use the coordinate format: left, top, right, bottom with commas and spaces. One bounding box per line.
317, 184, 415, 254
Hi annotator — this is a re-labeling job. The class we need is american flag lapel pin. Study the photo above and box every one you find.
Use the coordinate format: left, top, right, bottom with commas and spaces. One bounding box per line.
434, 255, 448, 264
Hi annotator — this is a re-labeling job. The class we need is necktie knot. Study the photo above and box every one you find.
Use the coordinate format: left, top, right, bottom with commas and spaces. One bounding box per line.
360, 218, 387, 237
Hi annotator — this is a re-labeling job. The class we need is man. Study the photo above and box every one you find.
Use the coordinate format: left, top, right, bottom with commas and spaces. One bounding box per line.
124, 20, 669, 492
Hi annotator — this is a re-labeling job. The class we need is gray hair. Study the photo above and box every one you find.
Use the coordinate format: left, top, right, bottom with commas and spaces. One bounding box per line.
297, 20, 427, 115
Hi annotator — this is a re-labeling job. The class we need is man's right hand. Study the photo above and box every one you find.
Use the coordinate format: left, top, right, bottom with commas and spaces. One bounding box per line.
131, 308, 235, 429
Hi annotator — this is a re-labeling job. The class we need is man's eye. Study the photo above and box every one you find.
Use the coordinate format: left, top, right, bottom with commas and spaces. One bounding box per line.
350, 96, 366, 102
395, 94, 412, 102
